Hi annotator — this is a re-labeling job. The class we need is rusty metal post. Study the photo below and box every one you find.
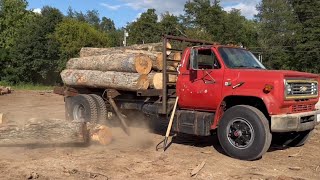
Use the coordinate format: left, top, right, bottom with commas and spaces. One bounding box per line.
162, 36, 168, 114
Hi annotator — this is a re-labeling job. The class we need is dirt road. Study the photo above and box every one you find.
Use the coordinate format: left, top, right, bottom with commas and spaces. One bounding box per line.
0, 91, 319, 180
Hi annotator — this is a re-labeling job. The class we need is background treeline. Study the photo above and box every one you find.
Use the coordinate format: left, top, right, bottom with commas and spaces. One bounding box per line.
0, 0, 319, 85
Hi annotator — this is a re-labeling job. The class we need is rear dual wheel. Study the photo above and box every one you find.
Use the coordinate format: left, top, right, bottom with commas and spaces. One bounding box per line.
218, 105, 272, 160
65, 94, 107, 123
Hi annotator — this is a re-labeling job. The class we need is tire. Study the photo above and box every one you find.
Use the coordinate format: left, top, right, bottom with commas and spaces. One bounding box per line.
272, 130, 312, 147
89, 94, 107, 124
217, 105, 272, 160
70, 94, 98, 123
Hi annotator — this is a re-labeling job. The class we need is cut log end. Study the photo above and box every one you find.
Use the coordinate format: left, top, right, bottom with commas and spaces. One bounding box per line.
91, 125, 112, 145
166, 42, 172, 55
135, 55, 152, 75
137, 74, 150, 90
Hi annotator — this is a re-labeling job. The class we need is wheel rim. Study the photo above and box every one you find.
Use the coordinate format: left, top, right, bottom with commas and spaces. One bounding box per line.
226, 118, 254, 149
73, 104, 86, 121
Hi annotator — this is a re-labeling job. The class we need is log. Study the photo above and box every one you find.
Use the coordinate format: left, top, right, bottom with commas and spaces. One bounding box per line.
80, 42, 172, 57
148, 73, 177, 89
67, 53, 152, 75
0, 86, 11, 95
155, 52, 181, 70
61, 70, 149, 91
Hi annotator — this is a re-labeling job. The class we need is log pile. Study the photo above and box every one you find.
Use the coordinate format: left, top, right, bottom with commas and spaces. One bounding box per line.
0, 86, 11, 95
61, 42, 181, 91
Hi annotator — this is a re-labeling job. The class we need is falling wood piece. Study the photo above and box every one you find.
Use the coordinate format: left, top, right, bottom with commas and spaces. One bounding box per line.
91, 125, 112, 145
148, 73, 177, 89
190, 161, 206, 177
61, 70, 149, 91
80, 42, 172, 57
0, 113, 5, 124
67, 53, 152, 75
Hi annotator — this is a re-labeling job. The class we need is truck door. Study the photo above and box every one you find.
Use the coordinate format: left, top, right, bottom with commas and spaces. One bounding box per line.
177, 47, 223, 111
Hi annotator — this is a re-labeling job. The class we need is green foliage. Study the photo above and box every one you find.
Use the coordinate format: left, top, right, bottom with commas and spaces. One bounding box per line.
290, 0, 320, 73
127, 9, 161, 44
0, 0, 29, 49
8, 6, 63, 84
54, 18, 110, 70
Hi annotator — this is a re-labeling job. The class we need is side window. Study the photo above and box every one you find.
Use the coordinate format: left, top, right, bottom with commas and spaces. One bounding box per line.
196, 49, 220, 69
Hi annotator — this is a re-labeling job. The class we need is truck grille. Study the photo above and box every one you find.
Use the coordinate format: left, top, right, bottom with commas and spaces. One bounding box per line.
292, 104, 314, 113
285, 80, 318, 100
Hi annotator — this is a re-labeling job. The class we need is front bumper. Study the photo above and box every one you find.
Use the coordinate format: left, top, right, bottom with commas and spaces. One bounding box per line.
271, 110, 320, 132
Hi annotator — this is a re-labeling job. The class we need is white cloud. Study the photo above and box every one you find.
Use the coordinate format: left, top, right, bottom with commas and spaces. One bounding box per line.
32, 8, 41, 14
100, 3, 122, 10
224, 2, 258, 19
120, 0, 187, 16
101, 0, 261, 19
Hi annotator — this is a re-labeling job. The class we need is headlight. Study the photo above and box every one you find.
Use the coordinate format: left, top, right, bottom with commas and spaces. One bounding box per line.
311, 83, 318, 95
285, 82, 292, 95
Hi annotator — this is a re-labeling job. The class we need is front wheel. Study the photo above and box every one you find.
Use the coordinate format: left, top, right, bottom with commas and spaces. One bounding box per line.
217, 105, 272, 160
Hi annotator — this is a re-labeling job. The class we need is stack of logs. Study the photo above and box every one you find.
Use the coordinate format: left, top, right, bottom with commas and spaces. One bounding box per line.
0, 86, 11, 95
61, 42, 181, 91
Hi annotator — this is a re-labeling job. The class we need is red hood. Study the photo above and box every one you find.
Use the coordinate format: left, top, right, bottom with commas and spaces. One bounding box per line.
227, 69, 319, 81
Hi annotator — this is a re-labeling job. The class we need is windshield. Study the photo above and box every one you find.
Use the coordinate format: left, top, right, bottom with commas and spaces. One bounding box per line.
218, 47, 266, 69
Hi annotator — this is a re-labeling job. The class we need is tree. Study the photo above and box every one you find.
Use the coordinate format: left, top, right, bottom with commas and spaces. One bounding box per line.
159, 12, 183, 36
0, 0, 31, 83
182, 0, 226, 42
54, 19, 110, 70
7, 6, 63, 84
290, 0, 320, 73
256, 0, 300, 70
0, 0, 29, 49
126, 9, 161, 44
100, 17, 116, 32
85, 10, 100, 29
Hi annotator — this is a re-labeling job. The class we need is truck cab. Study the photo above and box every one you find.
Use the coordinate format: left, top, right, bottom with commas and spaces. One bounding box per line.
174, 43, 319, 160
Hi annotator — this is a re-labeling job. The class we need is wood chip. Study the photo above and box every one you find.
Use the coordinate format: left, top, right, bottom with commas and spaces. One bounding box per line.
288, 149, 302, 157
190, 160, 206, 177
0, 113, 6, 124
289, 167, 301, 171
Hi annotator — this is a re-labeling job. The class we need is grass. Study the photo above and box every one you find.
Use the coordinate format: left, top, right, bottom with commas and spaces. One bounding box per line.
0, 81, 53, 91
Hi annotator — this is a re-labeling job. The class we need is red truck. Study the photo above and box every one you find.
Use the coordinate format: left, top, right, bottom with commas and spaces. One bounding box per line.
57, 35, 320, 160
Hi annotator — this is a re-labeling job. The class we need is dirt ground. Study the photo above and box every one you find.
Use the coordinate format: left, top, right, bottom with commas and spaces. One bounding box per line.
0, 91, 320, 180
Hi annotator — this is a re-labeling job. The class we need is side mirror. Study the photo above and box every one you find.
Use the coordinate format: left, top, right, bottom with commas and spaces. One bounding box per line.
190, 48, 198, 70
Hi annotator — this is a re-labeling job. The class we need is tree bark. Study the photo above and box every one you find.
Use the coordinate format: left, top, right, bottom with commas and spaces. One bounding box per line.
80, 42, 171, 57
67, 53, 152, 75
148, 73, 177, 89
61, 70, 149, 91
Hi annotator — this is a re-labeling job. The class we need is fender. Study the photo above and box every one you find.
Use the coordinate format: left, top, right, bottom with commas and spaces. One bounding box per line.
211, 91, 279, 129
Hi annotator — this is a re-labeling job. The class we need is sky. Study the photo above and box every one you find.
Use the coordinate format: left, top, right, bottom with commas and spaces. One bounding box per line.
28, 0, 261, 28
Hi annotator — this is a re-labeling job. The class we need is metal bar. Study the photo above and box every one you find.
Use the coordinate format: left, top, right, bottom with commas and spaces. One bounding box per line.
166, 82, 176, 85
164, 35, 218, 45
166, 58, 180, 62
108, 96, 130, 135
167, 48, 183, 52
162, 37, 168, 114
166, 71, 179, 75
